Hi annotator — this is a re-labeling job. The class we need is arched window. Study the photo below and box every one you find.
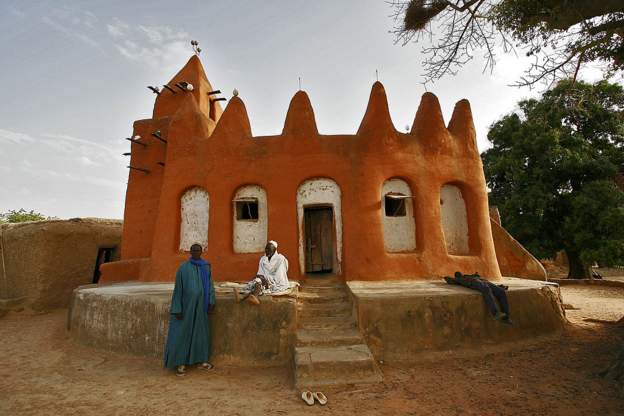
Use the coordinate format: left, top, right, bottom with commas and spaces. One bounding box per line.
382, 179, 416, 252
179, 187, 209, 251
440, 184, 469, 255
233, 185, 268, 253
297, 178, 342, 274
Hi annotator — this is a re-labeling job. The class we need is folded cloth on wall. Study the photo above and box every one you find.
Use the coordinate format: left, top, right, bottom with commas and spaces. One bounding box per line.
218, 281, 299, 297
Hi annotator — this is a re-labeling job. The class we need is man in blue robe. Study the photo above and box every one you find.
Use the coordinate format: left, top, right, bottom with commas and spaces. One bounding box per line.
164, 243, 216, 376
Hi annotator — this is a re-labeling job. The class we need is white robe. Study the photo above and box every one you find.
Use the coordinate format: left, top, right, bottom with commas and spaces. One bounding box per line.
256, 252, 289, 294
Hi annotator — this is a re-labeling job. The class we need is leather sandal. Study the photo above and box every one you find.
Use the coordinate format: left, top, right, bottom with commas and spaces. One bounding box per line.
313, 392, 328, 405
301, 391, 314, 406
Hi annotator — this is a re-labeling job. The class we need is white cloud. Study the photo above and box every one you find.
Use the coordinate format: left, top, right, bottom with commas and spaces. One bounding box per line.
42, 133, 118, 154
0, 128, 35, 144
41, 15, 99, 47
78, 156, 100, 166
107, 18, 192, 71
138, 25, 189, 44
20, 163, 122, 190
107, 18, 129, 38
40, 7, 99, 47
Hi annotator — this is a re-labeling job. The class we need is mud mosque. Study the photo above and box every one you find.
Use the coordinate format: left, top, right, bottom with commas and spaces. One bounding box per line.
65, 54, 564, 389
100, 54, 527, 284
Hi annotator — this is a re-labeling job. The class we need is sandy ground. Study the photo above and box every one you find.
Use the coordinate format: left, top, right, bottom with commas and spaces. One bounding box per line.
541, 264, 624, 281
1, 286, 624, 416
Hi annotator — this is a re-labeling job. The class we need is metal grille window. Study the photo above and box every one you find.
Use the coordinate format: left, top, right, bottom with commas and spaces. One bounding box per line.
235, 198, 259, 221
384, 193, 407, 217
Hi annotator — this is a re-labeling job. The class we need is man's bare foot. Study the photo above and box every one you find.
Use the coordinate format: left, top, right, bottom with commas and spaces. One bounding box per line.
247, 294, 260, 305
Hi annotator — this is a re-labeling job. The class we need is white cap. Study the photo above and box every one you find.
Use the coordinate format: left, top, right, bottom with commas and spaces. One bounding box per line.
268, 240, 278, 248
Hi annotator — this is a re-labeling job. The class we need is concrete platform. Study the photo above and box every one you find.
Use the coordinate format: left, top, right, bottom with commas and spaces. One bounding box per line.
348, 278, 566, 363
68, 282, 297, 366
68, 277, 565, 370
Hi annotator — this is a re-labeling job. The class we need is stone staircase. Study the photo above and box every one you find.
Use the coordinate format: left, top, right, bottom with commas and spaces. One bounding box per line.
294, 276, 383, 389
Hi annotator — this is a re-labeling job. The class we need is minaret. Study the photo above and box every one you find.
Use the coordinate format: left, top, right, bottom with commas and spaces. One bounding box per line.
153, 55, 224, 128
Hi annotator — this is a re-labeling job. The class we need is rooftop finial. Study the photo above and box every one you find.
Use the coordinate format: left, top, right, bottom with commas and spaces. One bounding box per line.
191, 40, 201, 56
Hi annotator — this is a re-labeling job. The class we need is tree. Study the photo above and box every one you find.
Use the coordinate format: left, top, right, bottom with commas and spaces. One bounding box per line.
389, 0, 624, 87
0, 209, 49, 223
482, 79, 624, 278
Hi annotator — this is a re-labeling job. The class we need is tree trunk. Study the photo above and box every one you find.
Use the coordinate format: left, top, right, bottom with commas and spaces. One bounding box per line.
566, 249, 592, 279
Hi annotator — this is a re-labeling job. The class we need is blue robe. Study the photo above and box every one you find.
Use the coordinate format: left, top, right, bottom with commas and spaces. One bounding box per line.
163, 260, 215, 369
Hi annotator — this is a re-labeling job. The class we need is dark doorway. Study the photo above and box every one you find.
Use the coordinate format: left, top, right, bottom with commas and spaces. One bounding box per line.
304, 207, 334, 273
92, 247, 115, 283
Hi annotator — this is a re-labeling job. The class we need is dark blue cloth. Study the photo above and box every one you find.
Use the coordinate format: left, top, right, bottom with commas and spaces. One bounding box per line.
189, 257, 212, 313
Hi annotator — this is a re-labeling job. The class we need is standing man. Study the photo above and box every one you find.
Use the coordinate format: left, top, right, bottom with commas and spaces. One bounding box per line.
164, 243, 216, 376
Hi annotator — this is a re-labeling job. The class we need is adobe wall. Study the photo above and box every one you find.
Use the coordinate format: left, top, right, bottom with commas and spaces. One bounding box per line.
101, 55, 502, 283
0, 218, 122, 311
349, 278, 565, 362
69, 283, 296, 365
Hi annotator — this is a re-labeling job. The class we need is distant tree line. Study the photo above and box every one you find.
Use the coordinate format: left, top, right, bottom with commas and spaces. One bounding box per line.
0, 209, 51, 224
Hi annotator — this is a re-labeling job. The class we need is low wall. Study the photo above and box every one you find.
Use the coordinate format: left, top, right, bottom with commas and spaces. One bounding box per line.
491, 219, 547, 280
68, 282, 297, 366
0, 218, 122, 311
348, 278, 566, 363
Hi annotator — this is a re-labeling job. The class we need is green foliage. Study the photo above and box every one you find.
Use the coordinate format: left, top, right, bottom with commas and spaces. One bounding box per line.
483, 79, 624, 274
0, 209, 49, 223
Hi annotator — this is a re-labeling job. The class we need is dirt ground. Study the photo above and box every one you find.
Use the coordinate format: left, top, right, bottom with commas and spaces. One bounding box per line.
1, 286, 624, 416
541, 264, 624, 281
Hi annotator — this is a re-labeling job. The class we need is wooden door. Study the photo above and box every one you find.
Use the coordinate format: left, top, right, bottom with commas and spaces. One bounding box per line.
304, 207, 334, 273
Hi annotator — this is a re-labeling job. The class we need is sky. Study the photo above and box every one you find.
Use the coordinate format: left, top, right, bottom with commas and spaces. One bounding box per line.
0, 1, 607, 220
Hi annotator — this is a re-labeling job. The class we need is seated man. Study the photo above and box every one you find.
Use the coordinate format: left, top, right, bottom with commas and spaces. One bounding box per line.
444, 271, 513, 324
234, 240, 289, 305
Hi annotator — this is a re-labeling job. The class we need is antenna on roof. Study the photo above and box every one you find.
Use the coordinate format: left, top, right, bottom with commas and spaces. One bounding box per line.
376, 69, 379, 82
298, 77, 302, 91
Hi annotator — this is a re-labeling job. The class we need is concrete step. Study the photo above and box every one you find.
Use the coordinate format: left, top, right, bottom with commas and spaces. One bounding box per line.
298, 291, 349, 304
303, 277, 342, 287
299, 316, 357, 331
294, 344, 382, 389
298, 302, 352, 319
296, 328, 364, 347
300, 285, 348, 296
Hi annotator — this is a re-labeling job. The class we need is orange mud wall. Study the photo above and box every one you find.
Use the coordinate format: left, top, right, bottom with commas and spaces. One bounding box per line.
100, 55, 502, 283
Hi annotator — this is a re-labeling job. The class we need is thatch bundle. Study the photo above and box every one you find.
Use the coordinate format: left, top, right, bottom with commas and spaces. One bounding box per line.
404, 0, 448, 31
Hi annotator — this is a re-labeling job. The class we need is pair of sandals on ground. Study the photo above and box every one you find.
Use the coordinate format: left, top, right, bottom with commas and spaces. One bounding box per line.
301, 391, 327, 406
176, 362, 213, 377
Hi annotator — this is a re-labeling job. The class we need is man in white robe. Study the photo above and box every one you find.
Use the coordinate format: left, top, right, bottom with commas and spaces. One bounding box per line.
234, 240, 290, 304
257, 240, 289, 293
